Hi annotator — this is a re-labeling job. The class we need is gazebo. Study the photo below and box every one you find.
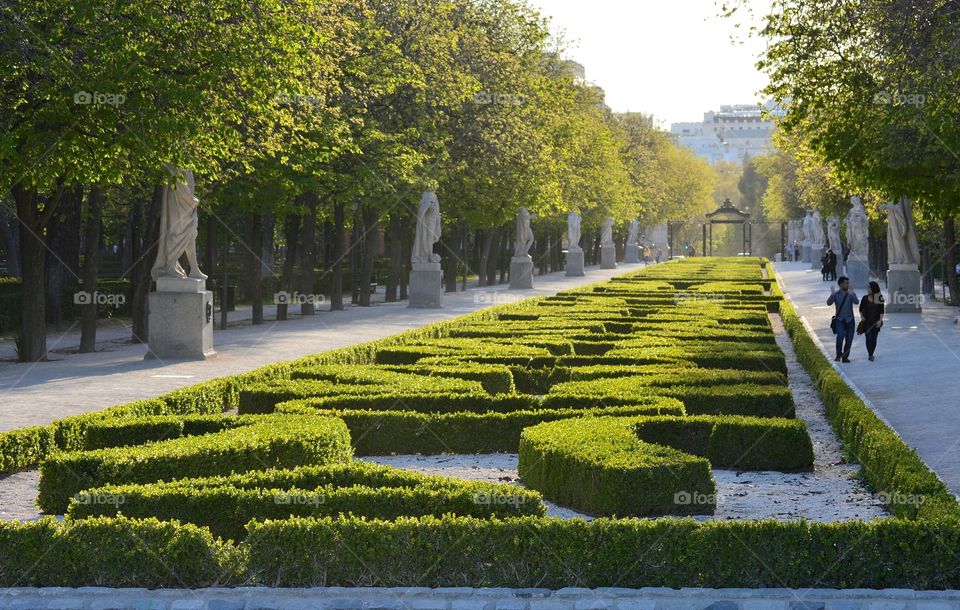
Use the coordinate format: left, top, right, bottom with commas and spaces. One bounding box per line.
703, 198, 751, 256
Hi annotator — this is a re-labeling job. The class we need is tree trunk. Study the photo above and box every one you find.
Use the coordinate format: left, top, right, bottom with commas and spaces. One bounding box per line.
386, 213, 402, 302
132, 185, 163, 344
245, 211, 264, 325
79, 187, 104, 353
477, 228, 498, 287
442, 226, 458, 293
330, 200, 345, 311
358, 205, 379, 307
349, 204, 361, 304
0, 204, 21, 277
220, 235, 230, 330
498, 227, 509, 284
13, 185, 48, 362
399, 219, 411, 300
944, 215, 959, 305
261, 212, 275, 278
45, 186, 82, 328
204, 211, 216, 289
299, 193, 318, 315
277, 213, 300, 321
460, 222, 469, 291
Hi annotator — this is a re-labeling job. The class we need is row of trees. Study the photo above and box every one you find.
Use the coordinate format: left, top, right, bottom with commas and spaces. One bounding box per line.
1, 0, 719, 362
724, 0, 960, 300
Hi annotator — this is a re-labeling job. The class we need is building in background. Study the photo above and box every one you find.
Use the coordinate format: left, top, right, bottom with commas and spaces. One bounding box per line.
670, 102, 781, 164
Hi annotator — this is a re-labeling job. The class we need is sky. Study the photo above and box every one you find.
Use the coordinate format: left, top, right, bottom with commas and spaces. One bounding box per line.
525, 0, 772, 128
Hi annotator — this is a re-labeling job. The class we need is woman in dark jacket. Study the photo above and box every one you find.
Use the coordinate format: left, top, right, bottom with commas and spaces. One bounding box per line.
858, 281, 885, 361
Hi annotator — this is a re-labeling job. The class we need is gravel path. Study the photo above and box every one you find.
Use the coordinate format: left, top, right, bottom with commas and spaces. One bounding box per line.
0, 469, 41, 521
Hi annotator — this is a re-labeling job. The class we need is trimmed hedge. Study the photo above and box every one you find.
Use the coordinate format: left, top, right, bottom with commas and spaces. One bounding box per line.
38, 415, 352, 514
274, 393, 541, 416
0, 516, 237, 587
68, 472, 544, 541
518, 416, 716, 516
243, 515, 960, 589
285, 400, 686, 455
380, 363, 515, 394
240, 376, 484, 414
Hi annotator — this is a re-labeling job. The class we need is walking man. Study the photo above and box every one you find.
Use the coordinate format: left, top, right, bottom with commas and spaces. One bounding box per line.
828, 276, 859, 363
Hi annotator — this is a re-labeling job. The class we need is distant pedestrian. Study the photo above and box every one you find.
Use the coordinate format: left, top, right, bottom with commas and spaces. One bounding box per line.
820, 250, 830, 281
656, 248, 662, 263
827, 249, 838, 281
858, 281, 885, 361
793, 242, 800, 262
828, 276, 859, 363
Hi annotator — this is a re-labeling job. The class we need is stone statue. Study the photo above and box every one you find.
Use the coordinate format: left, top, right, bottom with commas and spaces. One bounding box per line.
514, 207, 535, 258
846, 196, 869, 258
802, 211, 814, 246
567, 212, 582, 252
411, 191, 442, 265
152, 165, 207, 281
827, 215, 842, 254
811, 210, 826, 247
601, 217, 615, 247
881, 196, 921, 266
627, 219, 640, 245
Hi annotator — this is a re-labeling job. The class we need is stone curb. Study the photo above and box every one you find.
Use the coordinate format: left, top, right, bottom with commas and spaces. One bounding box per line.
3, 587, 960, 610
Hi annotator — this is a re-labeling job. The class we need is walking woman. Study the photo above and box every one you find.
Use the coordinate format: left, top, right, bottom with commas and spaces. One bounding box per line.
858, 281, 885, 361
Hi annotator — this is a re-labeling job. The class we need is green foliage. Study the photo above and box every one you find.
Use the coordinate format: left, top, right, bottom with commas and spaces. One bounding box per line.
38, 416, 352, 514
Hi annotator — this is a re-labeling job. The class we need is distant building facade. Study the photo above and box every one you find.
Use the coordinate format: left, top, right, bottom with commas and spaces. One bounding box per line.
670, 103, 781, 164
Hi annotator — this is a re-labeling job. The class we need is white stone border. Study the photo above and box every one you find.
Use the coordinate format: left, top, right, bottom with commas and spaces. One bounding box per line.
4, 586, 960, 609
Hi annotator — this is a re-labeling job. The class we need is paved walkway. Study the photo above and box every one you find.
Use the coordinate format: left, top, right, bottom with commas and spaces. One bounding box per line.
0, 263, 645, 432
775, 261, 960, 498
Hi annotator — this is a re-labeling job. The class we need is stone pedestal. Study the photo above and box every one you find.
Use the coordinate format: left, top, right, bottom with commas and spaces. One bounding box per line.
802, 244, 812, 263
811, 246, 824, 271
509, 256, 534, 290
408, 262, 443, 308
565, 249, 585, 277
886, 264, 923, 313
846, 256, 870, 289
147, 278, 215, 360
624, 243, 640, 264
600, 244, 617, 269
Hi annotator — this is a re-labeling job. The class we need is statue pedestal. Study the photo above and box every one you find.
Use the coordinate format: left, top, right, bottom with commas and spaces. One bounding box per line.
624, 243, 640, 264
509, 256, 534, 290
810, 245, 824, 271
600, 244, 617, 269
846, 255, 870, 289
801, 243, 812, 263
565, 249, 585, 277
886, 264, 923, 313
408, 262, 443, 309
146, 278, 215, 360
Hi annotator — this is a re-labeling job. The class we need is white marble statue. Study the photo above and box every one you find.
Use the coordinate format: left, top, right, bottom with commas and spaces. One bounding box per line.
152, 165, 207, 281
846, 196, 869, 258
881, 196, 921, 266
514, 207, 535, 258
411, 191, 442, 264
811, 210, 826, 247
601, 217, 615, 247
827, 215, 842, 254
627, 219, 640, 245
567, 212, 582, 252
802, 211, 814, 246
